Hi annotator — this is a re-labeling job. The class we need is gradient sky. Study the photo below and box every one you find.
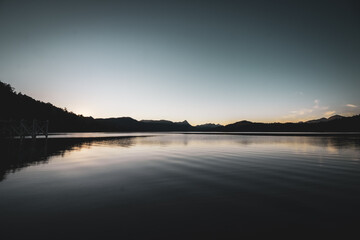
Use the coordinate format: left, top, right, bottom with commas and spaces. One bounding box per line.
0, 0, 359, 125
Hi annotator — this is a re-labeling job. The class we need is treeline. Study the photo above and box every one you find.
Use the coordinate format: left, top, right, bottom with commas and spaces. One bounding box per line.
0, 81, 103, 132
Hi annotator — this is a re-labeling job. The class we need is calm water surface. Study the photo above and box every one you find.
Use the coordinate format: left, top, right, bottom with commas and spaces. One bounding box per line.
1, 133, 360, 239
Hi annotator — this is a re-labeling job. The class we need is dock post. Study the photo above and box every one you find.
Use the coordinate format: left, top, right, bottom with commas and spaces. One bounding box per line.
45, 120, 49, 139
32, 119, 36, 139
20, 119, 25, 140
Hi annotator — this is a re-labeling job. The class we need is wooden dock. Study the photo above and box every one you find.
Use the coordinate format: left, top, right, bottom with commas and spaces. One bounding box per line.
0, 119, 49, 139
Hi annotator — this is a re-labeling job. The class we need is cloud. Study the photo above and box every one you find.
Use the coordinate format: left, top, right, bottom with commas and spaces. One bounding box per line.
283, 108, 313, 120
290, 109, 313, 116
313, 99, 319, 109
283, 99, 330, 120
325, 111, 336, 117
346, 104, 357, 108
313, 99, 328, 110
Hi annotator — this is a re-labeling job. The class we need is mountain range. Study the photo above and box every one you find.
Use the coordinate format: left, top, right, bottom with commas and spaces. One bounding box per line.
1, 81, 359, 133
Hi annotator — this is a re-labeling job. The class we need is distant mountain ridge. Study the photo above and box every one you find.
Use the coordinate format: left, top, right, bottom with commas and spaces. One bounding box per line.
96, 118, 194, 131
1, 81, 359, 133
305, 115, 344, 124
195, 123, 224, 129
219, 115, 360, 132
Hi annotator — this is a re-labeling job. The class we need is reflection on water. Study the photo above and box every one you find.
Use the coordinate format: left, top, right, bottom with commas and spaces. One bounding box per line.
2, 134, 359, 182
0, 137, 140, 181
1, 133, 360, 239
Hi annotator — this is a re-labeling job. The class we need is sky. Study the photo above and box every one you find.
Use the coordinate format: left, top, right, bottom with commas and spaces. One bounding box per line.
0, 0, 359, 125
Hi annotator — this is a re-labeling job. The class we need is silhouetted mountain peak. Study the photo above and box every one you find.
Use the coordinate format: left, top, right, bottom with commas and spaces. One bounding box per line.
328, 115, 344, 121
306, 118, 328, 124
234, 120, 253, 125
99, 117, 137, 121
195, 123, 223, 129
306, 115, 344, 124
177, 120, 190, 126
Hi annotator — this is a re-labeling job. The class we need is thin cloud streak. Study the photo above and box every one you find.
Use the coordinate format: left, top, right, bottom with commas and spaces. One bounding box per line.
346, 104, 357, 108
283, 99, 331, 121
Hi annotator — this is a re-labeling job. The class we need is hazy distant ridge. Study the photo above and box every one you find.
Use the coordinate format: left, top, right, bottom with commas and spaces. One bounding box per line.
219, 116, 360, 132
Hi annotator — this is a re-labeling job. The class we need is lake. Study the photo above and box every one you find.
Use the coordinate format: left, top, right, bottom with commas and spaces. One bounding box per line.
1, 133, 360, 239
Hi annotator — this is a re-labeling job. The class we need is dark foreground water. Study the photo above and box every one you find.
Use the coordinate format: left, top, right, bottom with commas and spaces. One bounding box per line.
1, 133, 360, 239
